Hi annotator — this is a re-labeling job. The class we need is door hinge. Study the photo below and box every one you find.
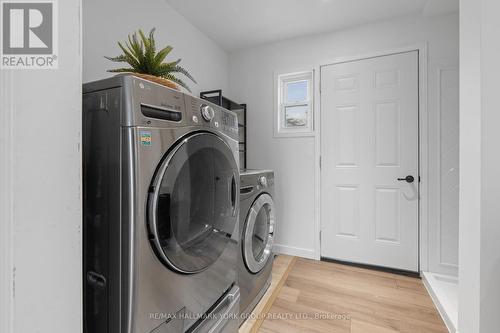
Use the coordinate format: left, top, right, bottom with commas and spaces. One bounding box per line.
319, 230, 322, 243
319, 156, 322, 169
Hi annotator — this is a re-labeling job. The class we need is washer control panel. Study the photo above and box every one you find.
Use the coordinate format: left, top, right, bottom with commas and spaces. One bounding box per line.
241, 170, 275, 190
220, 110, 238, 135
185, 95, 238, 140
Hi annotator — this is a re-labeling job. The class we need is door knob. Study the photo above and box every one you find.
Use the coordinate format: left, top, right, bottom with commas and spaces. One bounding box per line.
397, 175, 415, 183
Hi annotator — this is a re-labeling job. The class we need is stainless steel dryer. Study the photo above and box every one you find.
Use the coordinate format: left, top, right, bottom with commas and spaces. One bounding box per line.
83, 75, 240, 333
238, 170, 276, 322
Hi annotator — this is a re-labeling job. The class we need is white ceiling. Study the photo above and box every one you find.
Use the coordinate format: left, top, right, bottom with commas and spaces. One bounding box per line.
165, 0, 458, 51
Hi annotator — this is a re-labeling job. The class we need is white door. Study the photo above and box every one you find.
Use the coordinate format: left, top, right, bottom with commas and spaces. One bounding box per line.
320, 51, 419, 272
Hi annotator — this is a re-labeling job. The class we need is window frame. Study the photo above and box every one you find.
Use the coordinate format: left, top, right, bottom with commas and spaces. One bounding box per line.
274, 70, 315, 137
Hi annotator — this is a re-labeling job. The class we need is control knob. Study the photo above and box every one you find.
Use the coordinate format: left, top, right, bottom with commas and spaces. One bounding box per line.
259, 176, 268, 187
200, 104, 215, 122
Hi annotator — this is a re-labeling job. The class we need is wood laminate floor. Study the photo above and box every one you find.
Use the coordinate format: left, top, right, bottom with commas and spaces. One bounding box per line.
258, 258, 448, 333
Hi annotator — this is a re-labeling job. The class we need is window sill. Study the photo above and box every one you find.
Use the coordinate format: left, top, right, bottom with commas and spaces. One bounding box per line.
273, 131, 316, 139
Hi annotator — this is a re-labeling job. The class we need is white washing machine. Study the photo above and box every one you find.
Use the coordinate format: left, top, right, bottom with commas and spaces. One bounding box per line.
238, 170, 276, 323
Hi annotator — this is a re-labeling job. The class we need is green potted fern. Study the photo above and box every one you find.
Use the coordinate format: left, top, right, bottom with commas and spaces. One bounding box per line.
106, 28, 196, 92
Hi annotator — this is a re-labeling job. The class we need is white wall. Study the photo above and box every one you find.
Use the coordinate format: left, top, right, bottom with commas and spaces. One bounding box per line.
229, 13, 459, 265
478, 1, 500, 330
0, 1, 83, 333
83, 0, 229, 96
458, 0, 481, 331
480, 0, 500, 332
459, 0, 500, 332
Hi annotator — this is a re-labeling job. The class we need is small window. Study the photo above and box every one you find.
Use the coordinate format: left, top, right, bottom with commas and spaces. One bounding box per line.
275, 71, 314, 136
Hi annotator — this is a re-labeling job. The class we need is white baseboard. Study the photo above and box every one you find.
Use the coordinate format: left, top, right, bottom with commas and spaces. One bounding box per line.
422, 272, 458, 333
273, 244, 316, 259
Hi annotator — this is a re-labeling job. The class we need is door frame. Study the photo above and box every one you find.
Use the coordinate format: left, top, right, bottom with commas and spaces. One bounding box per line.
314, 43, 429, 273
0, 71, 14, 331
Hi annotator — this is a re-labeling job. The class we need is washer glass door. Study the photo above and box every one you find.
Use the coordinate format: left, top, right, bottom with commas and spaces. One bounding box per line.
148, 132, 238, 274
243, 193, 275, 273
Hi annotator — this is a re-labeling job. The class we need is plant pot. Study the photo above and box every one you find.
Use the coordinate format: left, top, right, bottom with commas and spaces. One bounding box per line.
115, 73, 179, 90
